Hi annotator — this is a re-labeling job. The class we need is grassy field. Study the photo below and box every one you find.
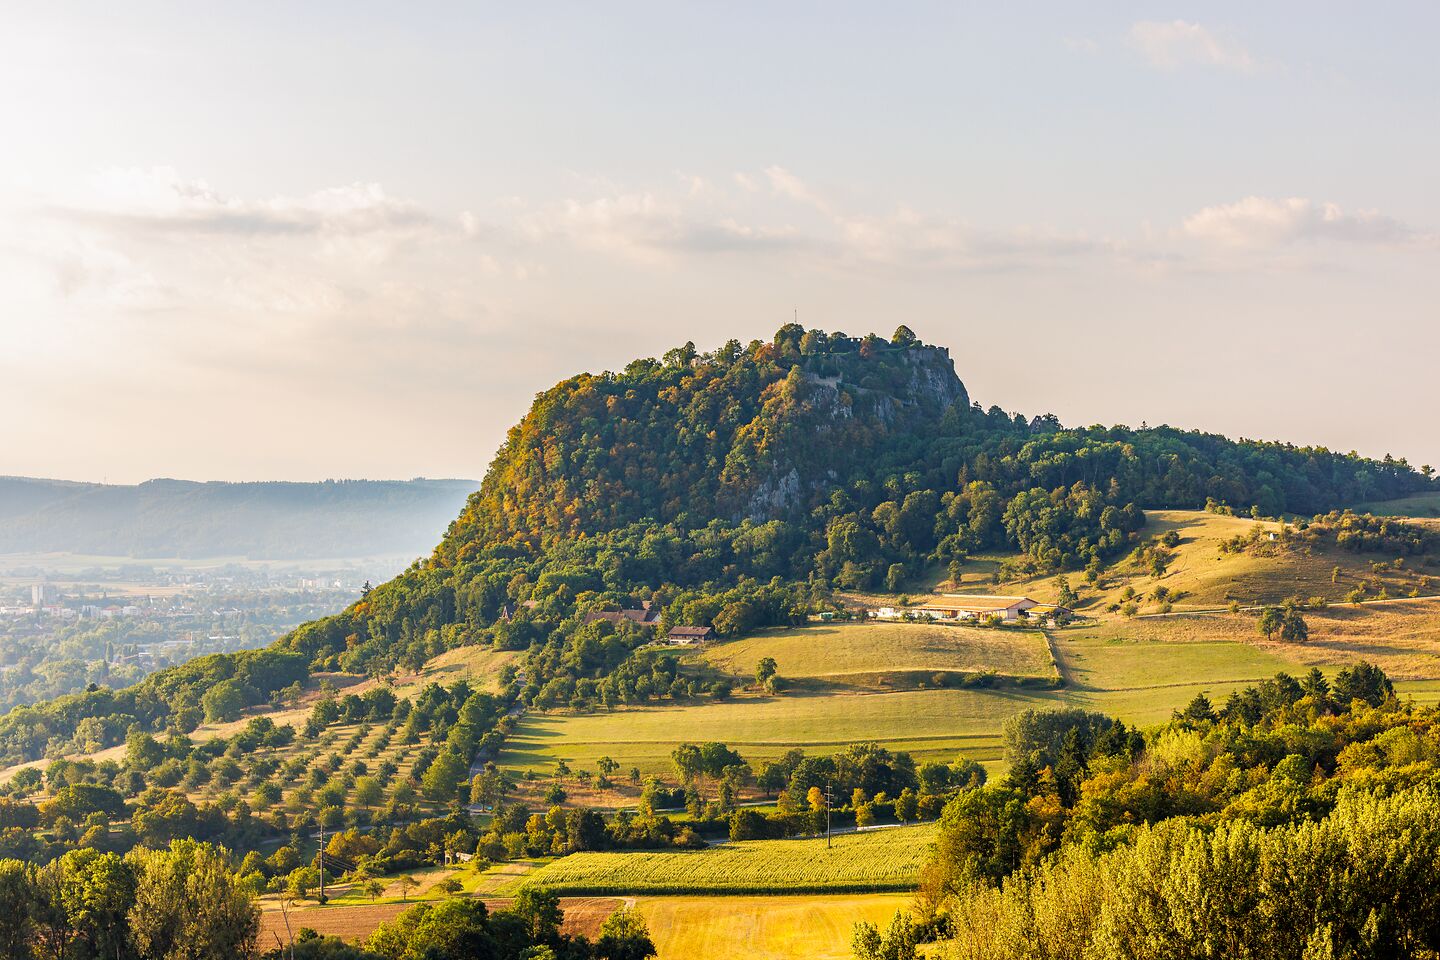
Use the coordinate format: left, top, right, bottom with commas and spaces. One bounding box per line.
696, 622, 1054, 688
512, 824, 937, 894
498, 613, 1430, 779
497, 688, 1024, 774
638, 894, 911, 960
350, 644, 519, 699
901, 510, 1440, 615
1356, 493, 1440, 518
1081, 601, 1440, 683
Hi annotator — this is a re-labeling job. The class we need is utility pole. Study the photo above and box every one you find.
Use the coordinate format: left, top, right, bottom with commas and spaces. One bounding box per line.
825, 783, 834, 849
317, 819, 325, 903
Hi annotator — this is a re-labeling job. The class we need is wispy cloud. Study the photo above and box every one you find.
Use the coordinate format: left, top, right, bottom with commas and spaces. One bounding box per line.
511, 168, 1107, 275
1181, 196, 1422, 248
1128, 20, 1255, 73
12, 168, 1432, 341
51, 167, 433, 238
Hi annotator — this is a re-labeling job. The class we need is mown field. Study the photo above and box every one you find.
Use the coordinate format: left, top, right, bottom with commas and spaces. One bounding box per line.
511, 824, 937, 894
497, 623, 1310, 777
695, 621, 1054, 688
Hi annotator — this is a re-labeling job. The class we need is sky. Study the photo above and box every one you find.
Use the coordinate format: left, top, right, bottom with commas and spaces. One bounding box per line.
2, 3, 1437, 484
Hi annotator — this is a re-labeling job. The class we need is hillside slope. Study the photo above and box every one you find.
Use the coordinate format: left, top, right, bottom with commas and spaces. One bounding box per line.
0, 325, 1434, 771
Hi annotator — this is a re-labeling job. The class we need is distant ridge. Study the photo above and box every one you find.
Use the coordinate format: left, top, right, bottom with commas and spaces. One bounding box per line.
0, 476, 478, 560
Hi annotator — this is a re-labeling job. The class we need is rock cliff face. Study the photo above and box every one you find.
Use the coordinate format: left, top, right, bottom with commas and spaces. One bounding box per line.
736, 343, 967, 519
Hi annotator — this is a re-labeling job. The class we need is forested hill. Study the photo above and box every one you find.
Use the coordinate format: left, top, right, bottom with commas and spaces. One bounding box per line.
283, 324, 1431, 674
0, 325, 1432, 766
0, 476, 477, 559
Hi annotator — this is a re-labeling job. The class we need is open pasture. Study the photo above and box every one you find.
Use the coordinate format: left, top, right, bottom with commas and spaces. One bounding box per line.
352, 643, 519, 699
514, 823, 937, 894
696, 621, 1054, 687
1085, 601, 1440, 684
1357, 493, 1440, 518
899, 510, 1440, 615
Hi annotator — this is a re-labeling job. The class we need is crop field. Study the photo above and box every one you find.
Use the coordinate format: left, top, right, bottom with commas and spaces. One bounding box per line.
259, 891, 911, 958
513, 823, 938, 894
638, 894, 912, 960
696, 622, 1054, 687
498, 621, 1384, 778
496, 688, 1025, 775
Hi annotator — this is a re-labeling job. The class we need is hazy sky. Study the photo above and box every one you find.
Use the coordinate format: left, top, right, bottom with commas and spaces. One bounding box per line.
3, 3, 1437, 484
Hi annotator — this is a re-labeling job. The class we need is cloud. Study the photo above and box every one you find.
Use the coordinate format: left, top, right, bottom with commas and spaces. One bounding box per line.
517, 192, 804, 262
1128, 20, 1255, 73
764, 165, 835, 216
1181, 196, 1420, 248
830, 208, 1105, 273
511, 169, 1108, 275
53, 167, 433, 238
13, 167, 1430, 350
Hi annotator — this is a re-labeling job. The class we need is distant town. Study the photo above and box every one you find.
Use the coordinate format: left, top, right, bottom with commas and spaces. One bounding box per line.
0, 557, 397, 709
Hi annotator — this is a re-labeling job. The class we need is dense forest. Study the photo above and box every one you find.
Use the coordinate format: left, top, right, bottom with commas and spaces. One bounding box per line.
0, 477, 476, 559
0, 326, 1431, 767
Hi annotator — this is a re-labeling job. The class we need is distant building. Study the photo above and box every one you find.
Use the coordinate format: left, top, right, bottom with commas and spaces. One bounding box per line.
918, 595, 1039, 621
875, 595, 1040, 623
31, 583, 59, 607
666, 625, 715, 645
583, 601, 662, 627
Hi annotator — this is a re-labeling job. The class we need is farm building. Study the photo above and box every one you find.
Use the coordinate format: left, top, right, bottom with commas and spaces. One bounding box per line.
875, 595, 1042, 623
918, 595, 1038, 621
582, 600, 663, 627
666, 625, 715, 645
